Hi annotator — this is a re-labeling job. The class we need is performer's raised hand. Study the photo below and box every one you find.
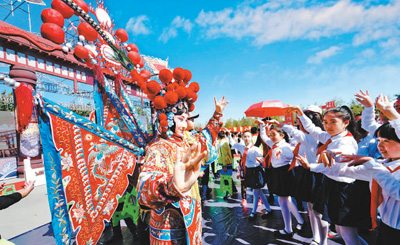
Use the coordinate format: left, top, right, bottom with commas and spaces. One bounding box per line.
215, 96, 229, 114
173, 142, 207, 193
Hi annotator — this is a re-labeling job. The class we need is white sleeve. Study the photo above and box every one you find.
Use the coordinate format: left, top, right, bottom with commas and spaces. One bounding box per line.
282, 124, 307, 143
299, 115, 330, 143
365, 161, 400, 201
361, 106, 380, 135
389, 118, 400, 139
281, 144, 294, 159
230, 138, 245, 154
254, 147, 263, 158
259, 126, 274, 147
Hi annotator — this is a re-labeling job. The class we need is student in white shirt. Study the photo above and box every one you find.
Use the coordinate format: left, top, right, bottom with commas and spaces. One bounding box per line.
230, 130, 272, 219
257, 121, 304, 238
300, 121, 400, 245
272, 105, 329, 245
288, 105, 370, 245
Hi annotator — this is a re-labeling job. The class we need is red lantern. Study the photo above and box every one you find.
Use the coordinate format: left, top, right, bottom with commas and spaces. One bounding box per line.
115, 29, 129, 43
74, 45, 89, 60
51, 0, 74, 19
127, 51, 141, 65
138, 57, 144, 68
140, 69, 151, 79
72, 0, 89, 15
78, 22, 98, 42
41, 23, 65, 44
173, 67, 185, 81
127, 43, 139, 53
41, 9, 64, 27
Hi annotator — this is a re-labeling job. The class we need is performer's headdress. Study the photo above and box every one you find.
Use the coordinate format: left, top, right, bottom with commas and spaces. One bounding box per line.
131, 67, 200, 137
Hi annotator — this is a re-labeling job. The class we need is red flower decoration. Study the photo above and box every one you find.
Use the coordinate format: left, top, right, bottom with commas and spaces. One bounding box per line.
173, 67, 185, 81
189, 103, 195, 112
167, 83, 175, 92
183, 69, 192, 84
189, 82, 200, 93
146, 80, 160, 95
154, 96, 167, 109
176, 87, 187, 99
187, 90, 198, 102
159, 69, 173, 84
159, 113, 167, 121
164, 91, 178, 105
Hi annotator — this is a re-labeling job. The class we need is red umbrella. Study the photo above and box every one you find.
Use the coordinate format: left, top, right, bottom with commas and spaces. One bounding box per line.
244, 100, 289, 118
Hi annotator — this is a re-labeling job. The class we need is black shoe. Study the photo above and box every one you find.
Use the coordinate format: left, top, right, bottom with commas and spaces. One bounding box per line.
268, 195, 275, 205
249, 212, 256, 220
261, 209, 272, 219
274, 229, 293, 239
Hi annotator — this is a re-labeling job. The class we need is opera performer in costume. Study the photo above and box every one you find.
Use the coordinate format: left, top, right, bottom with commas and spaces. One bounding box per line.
137, 96, 228, 244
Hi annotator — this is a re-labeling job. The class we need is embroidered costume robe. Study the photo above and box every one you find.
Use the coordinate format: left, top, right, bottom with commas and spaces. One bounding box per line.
137, 113, 222, 244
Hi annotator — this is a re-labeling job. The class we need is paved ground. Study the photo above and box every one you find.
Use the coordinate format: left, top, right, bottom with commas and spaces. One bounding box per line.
1, 175, 378, 245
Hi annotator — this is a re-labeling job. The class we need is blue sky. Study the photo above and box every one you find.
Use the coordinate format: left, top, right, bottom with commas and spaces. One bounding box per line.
2, 0, 400, 125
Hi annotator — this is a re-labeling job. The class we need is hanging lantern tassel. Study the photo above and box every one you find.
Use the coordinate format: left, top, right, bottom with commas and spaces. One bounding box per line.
14, 85, 34, 133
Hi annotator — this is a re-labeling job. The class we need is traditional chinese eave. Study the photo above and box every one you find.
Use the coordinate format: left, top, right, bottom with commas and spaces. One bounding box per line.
0, 20, 88, 69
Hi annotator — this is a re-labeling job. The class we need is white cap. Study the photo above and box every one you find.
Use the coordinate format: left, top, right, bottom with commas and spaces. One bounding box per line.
305, 105, 322, 114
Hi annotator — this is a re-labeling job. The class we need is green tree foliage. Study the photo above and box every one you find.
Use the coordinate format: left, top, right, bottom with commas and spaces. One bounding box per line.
349, 99, 364, 116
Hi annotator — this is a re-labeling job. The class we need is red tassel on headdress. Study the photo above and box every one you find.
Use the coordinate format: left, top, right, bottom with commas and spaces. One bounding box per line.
93, 64, 105, 88
14, 84, 33, 133
114, 73, 122, 97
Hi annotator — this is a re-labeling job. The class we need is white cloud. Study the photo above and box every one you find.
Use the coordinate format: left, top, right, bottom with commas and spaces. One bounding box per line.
159, 16, 194, 43
125, 15, 151, 35
307, 46, 342, 64
194, 0, 400, 46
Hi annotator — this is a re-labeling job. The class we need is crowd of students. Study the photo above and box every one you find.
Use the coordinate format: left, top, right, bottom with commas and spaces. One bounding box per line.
202, 91, 400, 245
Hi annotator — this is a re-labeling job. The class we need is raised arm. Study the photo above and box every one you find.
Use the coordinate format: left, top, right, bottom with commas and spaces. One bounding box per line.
375, 94, 400, 139
255, 120, 274, 147
355, 90, 380, 135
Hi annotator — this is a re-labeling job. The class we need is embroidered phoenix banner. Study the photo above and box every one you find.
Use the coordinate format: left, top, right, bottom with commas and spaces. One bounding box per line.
38, 96, 143, 245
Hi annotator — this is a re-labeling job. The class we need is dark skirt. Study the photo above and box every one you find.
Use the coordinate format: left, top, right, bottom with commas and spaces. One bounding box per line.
377, 221, 400, 245
315, 177, 372, 229
244, 166, 265, 189
268, 165, 294, 197
291, 167, 313, 202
